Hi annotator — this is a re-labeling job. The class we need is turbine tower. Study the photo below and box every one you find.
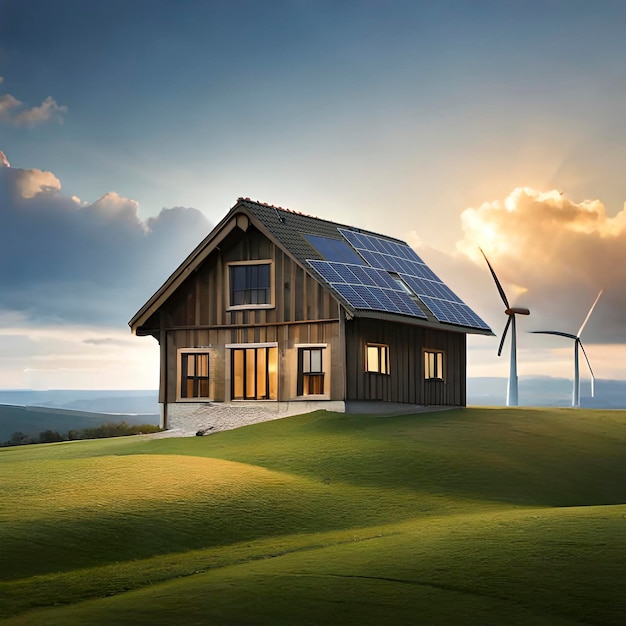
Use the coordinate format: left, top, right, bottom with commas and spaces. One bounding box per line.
532, 289, 603, 408
480, 249, 530, 407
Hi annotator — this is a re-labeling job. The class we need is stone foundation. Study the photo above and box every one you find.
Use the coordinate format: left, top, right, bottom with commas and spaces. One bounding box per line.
164, 400, 346, 435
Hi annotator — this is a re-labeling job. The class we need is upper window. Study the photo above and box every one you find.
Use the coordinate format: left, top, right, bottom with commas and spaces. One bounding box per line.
366, 343, 389, 374
424, 349, 445, 380
180, 351, 211, 399
298, 346, 325, 395
228, 261, 273, 309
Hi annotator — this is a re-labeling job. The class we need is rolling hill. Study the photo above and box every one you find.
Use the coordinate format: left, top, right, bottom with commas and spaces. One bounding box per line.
1, 407, 625, 624
0, 404, 160, 444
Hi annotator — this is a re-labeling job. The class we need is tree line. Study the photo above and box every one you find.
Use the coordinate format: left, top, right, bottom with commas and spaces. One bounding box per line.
1, 421, 162, 447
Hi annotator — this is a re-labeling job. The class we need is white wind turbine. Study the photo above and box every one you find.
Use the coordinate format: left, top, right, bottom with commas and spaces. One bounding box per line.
532, 289, 603, 408
480, 249, 530, 407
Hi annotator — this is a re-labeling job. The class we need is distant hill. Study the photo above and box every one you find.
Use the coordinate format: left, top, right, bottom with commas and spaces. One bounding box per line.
468, 376, 626, 408
0, 389, 158, 415
0, 402, 159, 443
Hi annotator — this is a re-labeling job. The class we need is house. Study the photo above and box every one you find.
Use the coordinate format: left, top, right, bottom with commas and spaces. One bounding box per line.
129, 198, 492, 432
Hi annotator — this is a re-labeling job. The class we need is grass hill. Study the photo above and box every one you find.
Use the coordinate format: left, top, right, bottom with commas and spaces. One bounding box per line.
1, 407, 625, 624
0, 404, 160, 443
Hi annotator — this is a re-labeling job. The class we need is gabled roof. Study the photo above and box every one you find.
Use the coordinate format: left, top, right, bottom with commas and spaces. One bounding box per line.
130, 198, 493, 336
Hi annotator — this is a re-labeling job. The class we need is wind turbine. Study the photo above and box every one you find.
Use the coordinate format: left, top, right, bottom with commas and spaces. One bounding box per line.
480, 249, 530, 406
532, 289, 603, 407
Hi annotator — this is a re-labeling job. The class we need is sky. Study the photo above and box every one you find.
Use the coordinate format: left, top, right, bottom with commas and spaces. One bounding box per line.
1, 0, 626, 390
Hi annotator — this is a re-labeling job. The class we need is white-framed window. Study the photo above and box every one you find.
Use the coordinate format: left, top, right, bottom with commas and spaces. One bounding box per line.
424, 349, 445, 380
297, 345, 325, 396
366, 343, 389, 374
227, 260, 274, 309
178, 349, 212, 400
227, 342, 278, 400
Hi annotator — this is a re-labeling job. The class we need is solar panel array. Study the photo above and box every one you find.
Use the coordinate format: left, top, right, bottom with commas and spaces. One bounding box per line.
308, 260, 427, 318
304, 228, 489, 331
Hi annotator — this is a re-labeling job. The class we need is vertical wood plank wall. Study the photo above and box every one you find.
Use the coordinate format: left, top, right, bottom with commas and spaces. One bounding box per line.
344, 318, 467, 406
159, 226, 341, 403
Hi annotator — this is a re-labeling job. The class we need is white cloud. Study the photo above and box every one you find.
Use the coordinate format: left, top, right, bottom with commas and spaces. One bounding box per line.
11, 167, 62, 198
13, 96, 67, 127
0, 93, 21, 119
0, 78, 67, 127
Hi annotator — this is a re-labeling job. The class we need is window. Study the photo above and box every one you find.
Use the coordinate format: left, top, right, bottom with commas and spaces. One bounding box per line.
231, 345, 278, 400
366, 343, 389, 374
228, 261, 272, 308
180, 352, 211, 399
424, 349, 445, 380
298, 347, 325, 395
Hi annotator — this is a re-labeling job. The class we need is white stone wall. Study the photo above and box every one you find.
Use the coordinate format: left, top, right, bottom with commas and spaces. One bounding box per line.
165, 400, 346, 435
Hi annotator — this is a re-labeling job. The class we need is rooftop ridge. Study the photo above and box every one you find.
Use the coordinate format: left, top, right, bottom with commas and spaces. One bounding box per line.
238, 197, 316, 219
237, 196, 408, 244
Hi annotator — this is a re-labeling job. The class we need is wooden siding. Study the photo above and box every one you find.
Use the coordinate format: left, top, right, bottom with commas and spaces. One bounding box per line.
163, 321, 341, 403
344, 318, 467, 406
155, 224, 342, 403
161, 226, 338, 329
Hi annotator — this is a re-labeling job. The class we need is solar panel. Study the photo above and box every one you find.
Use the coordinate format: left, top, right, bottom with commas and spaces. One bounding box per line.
304, 234, 363, 264
336, 228, 490, 331
308, 260, 427, 319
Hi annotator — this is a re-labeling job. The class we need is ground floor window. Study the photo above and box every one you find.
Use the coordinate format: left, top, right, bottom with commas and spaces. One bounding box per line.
231, 345, 278, 400
180, 351, 211, 399
424, 349, 445, 380
366, 343, 389, 374
298, 346, 325, 395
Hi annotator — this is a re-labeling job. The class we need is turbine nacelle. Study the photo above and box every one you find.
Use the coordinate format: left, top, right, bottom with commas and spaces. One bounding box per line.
505, 307, 530, 316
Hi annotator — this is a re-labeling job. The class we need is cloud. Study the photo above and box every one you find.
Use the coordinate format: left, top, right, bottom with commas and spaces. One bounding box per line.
447, 187, 626, 345
0, 93, 21, 119
13, 96, 67, 126
0, 78, 67, 126
0, 153, 212, 327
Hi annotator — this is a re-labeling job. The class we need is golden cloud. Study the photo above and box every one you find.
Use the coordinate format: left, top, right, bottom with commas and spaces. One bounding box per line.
454, 187, 626, 343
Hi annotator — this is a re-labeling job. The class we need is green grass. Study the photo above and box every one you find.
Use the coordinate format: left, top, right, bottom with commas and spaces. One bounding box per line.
1, 407, 625, 624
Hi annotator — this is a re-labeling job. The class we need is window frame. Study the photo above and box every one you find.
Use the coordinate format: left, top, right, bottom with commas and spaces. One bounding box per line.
227, 260, 274, 311
177, 348, 213, 401
365, 343, 390, 375
297, 344, 326, 396
423, 348, 445, 381
227, 342, 278, 401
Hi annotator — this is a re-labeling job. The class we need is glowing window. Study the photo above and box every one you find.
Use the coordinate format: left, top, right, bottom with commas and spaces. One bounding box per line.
424, 349, 445, 380
298, 347, 325, 395
231, 346, 278, 400
366, 343, 389, 374
180, 352, 211, 399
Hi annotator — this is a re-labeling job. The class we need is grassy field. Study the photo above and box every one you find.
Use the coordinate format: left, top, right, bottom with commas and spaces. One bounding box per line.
1, 406, 625, 624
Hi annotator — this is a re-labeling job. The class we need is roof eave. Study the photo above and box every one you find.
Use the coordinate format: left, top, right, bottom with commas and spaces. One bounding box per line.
351, 309, 494, 335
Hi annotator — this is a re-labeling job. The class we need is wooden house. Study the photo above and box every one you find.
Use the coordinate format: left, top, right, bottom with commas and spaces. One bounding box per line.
129, 198, 492, 432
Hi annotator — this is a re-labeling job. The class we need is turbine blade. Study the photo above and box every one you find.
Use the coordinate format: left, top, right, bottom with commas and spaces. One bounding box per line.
579, 339, 595, 380
480, 248, 510, 309
498, 316, 512, 357
577, 289, 603, 337
530, 330, 578, 340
